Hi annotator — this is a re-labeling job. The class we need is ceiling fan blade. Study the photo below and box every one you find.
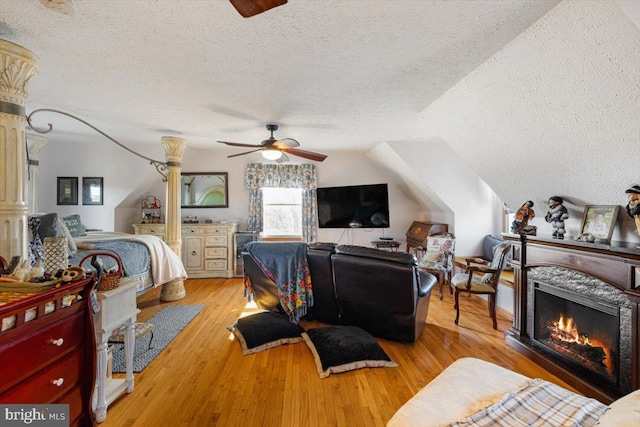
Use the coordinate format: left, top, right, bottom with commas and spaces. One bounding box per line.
217, 140, 262, 148
228, 0, 287, 18
276, 152, 290, 163
281, 148, 327, 162
273, 138, 300, 149
227, 148, 263, 158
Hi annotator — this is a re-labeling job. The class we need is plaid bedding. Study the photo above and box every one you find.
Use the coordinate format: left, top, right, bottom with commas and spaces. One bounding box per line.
449, 378, 608, 427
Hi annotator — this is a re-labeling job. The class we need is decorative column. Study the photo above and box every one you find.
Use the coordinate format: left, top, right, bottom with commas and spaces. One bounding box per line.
0, 40, 39, 262
160, 136, 186, 301
26, 134, 47, 213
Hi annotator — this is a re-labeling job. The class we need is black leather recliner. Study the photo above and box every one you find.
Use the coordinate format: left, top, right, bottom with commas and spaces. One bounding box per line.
332, 245, 436, 342
242, 243, 437, 342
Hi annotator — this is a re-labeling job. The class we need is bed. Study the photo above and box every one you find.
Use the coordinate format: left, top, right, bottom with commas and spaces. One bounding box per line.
70, 231, 187, 295
387, 357, 640, 427
28, 213, 187, 297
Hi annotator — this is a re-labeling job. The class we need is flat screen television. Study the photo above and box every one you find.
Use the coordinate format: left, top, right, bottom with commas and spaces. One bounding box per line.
316, 183, 390, 228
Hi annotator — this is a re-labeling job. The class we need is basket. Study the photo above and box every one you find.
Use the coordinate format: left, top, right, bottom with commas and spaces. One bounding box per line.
79, 252, 123, 292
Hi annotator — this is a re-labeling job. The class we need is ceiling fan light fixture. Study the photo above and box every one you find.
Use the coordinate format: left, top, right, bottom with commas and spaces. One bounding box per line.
262, 149, 282, 160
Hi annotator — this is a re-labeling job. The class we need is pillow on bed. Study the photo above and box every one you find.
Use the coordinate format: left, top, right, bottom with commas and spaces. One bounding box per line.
62, 214, 87, 237
34, 213, 61, 239
57, 218, 77, 256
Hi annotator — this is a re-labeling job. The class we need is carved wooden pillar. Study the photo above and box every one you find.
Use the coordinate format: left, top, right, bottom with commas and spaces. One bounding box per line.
26, 134, 47, 214
0, 40, 39, 262
160, 136, 186, 301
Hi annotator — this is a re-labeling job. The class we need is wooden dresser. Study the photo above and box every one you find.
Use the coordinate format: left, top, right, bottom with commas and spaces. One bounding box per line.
0, 278, 96, 427
133, 222, 238, 278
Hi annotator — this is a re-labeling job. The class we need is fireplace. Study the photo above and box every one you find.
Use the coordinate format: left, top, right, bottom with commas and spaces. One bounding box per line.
504, 235, 640, 402
532, 281, 619, 387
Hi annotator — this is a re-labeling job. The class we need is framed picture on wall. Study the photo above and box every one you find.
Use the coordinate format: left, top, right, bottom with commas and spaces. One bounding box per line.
579, 205, 618, 243
83, 177, 103, 205
57, 177, 78, 205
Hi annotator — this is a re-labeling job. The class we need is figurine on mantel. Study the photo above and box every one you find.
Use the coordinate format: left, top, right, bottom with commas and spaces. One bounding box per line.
511, 200, 535, 234
545, 196, 569, 239
625, 185, 640, 238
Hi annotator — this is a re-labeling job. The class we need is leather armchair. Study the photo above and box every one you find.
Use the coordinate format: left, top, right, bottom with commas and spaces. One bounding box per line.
332, 245, 437, 343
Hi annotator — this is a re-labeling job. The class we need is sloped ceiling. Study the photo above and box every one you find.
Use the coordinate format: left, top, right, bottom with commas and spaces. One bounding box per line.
422, 0, 640, 240
1, 0, 559, 151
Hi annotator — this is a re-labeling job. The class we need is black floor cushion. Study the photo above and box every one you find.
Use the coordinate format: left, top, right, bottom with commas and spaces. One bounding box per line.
227, 311, 305, 355
302, 325, 397, 378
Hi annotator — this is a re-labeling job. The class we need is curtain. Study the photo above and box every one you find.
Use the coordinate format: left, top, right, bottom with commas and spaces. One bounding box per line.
245, 163, 318, 243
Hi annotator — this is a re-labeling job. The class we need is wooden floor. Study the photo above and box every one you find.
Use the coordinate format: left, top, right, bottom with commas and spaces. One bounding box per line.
100, 278, 577, 427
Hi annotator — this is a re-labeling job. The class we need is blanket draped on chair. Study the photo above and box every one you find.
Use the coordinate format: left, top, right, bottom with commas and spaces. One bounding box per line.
244, 242, 313, 323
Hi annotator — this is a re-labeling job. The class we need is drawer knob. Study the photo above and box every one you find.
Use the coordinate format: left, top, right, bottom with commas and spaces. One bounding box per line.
52, 378, 64, 387
52, 338, 64, 347
191, 251, 197, 256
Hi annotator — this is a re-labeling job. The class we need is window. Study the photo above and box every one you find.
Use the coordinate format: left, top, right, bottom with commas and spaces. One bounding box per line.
262, 188, 303, 237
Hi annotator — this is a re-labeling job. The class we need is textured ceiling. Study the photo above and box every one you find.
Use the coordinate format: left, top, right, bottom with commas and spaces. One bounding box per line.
1, 0, 559, 151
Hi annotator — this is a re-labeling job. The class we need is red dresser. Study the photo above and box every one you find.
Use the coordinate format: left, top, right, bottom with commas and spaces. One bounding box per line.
0, 278, 96, 426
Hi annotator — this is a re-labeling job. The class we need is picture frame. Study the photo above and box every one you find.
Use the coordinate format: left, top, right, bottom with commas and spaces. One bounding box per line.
180, 172, 228, 208
579, 205, 619, 243
83, 177, 104, 205
57, 177, 78, 205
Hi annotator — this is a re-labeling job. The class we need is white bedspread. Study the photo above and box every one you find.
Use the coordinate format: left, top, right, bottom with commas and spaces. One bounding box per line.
75, 232, 187, 285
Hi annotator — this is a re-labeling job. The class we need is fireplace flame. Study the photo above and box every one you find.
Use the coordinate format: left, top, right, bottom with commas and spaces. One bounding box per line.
547, 314, 613, 376
551, 315, 592, 345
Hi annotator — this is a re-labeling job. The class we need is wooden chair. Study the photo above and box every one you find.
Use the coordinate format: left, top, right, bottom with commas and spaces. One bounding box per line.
451, 242, 511, 329
417, 233, 456, 300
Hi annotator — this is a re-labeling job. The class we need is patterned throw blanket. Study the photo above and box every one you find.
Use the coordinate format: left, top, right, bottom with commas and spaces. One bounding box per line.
244, 242, 313, 324
449, 378, 608, 427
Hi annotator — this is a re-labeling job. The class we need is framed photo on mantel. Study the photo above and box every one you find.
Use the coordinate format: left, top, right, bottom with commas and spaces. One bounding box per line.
579, 205, 618, 243
57, 177, 78, 205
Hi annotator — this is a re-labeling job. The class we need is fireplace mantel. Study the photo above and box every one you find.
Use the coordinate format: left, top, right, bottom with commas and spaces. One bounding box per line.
503, 234, 640, 403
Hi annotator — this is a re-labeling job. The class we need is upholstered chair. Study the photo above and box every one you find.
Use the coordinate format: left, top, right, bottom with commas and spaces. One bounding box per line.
418, 233, 456, 300
451, 242, 511, 329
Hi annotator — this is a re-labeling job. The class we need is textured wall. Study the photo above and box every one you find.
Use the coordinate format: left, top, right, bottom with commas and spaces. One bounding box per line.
422, 0, 640, 242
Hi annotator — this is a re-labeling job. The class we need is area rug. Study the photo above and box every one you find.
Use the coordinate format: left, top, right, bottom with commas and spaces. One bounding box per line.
111, 304, 204, 373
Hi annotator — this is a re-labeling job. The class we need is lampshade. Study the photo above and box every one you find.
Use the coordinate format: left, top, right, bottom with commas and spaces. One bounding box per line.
262, 149, 282, 160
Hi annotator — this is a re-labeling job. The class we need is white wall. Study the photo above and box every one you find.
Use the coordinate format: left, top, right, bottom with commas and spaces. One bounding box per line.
36, 142, 422, 248
371, 140, 503, 256
422, 0, 640, 243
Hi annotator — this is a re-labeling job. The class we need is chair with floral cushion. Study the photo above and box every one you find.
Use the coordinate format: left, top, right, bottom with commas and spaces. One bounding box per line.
451, 242, 511, 329
418, 233, 456, 300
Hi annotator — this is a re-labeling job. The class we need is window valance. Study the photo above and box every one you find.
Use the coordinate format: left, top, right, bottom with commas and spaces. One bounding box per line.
244, 163, 317, 190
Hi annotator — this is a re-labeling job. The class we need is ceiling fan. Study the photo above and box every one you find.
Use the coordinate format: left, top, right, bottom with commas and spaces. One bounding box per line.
228, 0, 288, 18
218, 124, 327, 162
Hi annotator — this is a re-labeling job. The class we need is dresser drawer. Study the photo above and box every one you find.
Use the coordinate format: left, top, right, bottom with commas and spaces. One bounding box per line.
57, 385, 83, 426
183, 227, 203, 235
143, 227, 165, 236
205, 247, 227, 259
205, 259, 227, 271
204, 226, 226, 234
205, 235, 227, 246
0, 312, 85, 391
0, 346, 83, 403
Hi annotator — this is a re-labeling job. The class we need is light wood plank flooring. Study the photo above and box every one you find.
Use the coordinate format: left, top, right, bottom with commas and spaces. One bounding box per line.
101, 278, 576, 426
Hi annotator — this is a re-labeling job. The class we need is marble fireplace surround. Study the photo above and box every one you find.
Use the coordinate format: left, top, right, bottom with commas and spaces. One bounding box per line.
504, 234, 640, 403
